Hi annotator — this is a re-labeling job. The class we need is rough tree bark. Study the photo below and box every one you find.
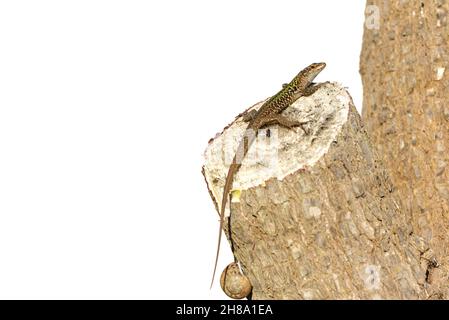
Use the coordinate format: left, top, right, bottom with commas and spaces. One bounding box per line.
361, 0, 449, 298
203, 83, 430, 299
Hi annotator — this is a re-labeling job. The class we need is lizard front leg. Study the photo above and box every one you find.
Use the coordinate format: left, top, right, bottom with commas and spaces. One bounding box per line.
302, 82, 325, 97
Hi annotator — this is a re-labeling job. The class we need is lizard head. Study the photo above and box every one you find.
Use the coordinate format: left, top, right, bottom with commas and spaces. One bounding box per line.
302, 62, 326, 80
288, 62, 326, 91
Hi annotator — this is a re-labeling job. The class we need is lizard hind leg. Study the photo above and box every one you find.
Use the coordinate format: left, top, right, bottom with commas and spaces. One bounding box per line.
258, 114, 309, 134
242, 109, 258, 122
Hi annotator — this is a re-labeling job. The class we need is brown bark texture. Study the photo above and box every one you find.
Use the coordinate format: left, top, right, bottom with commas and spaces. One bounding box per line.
361, 0, 449, 298
203, 83, 431, 299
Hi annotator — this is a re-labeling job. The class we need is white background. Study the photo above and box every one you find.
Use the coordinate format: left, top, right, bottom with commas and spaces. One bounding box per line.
0, 1, 365, 299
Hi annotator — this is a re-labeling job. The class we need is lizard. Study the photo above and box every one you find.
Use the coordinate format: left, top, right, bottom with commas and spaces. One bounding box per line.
211, 62, 326, 288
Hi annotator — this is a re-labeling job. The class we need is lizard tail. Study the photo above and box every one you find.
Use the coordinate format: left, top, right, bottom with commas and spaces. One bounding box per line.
211, 131, 252, 288
210, 160, 238, 289
210, 215, 224, 289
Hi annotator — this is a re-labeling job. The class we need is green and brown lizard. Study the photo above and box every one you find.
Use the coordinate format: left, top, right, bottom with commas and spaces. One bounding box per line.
211, 62, 326, 287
